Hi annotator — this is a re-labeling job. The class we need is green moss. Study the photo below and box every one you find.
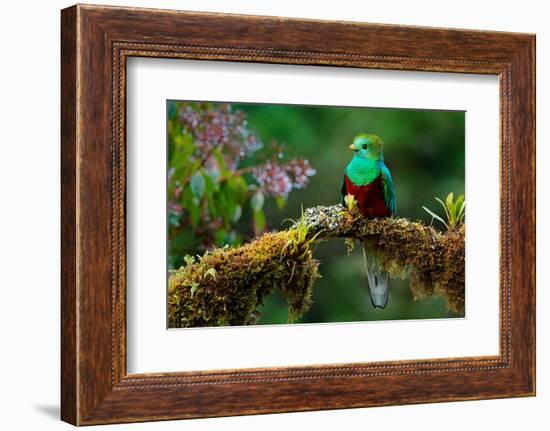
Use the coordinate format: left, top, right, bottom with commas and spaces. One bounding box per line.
168, 204, 465, 328
303, 205, 465, 315
345, 211, 465, 314
168, 229, 320, 328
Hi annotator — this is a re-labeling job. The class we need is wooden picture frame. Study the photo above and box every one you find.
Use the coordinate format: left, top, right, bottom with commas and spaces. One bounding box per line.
61, 4, 535, 425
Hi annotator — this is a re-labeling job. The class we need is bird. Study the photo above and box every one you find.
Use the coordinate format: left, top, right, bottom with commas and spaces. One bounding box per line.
341, 133, 396, 309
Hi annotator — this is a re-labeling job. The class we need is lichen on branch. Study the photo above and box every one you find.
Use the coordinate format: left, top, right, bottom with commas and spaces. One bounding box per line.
168, 204, 464, 328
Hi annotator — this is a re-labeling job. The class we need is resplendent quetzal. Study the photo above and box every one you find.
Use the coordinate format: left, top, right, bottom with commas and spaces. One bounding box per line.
341, 133, 396, 309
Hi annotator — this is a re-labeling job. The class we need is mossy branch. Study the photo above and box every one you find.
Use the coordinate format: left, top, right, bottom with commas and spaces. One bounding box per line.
168, 204, 464, 328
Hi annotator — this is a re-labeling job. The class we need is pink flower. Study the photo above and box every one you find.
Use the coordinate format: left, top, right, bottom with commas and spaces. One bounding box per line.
252, 159, 316, 198
286, 159, 317, 189
180, 103, 262, 171
177, 103, 316, 199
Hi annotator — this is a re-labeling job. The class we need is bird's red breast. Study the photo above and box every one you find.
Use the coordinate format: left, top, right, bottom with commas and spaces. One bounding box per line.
344, 174, 391, 219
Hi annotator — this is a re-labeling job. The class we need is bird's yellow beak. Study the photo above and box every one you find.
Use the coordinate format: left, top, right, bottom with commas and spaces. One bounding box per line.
348, 144, 355, 151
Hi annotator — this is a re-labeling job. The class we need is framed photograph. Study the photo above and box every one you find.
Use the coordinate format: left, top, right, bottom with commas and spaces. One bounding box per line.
61, 4, 535, 425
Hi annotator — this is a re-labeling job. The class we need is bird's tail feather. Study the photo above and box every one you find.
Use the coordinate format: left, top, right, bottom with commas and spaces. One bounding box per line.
361, 242, 390, 309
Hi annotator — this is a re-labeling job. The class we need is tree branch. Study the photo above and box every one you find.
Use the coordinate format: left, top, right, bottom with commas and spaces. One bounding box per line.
168, 204, 464, 328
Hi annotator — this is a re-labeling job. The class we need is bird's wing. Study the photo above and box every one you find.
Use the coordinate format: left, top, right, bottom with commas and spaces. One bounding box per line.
340, 175, 348, 205
380, 165, 396, 214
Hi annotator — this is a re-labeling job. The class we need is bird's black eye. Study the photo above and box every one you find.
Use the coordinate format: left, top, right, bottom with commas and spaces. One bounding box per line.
362, 144, 368, 150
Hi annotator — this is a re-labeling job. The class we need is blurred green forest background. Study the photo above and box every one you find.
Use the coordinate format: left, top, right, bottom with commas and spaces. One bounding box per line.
167, 101, 465, 325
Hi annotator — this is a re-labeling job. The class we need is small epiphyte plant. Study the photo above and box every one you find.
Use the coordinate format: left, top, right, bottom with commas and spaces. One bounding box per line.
176, 255, 219, 298
422, 192, 465, 231
281, 208, 323, 280
343, 194, 359, 256
344, 193, 358, 215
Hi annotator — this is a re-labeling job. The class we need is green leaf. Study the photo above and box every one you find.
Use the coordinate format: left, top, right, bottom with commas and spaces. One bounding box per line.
214, 229, 227, 246
422, 206, 449, 229
230, 233, 242, 247
435, 197, 451, 224
182, 187, 200, 228
203, 173, 217, 196
450, 194, 464, 225
250, 191, 265, 212
454, 194, 465, 215
216, 183, 238, 225
204, 268, 217, 280
457, 200, 466, 224
206, 166, 220, 184
228, 176, 248, 205
212, 149, 230, 178
169, 133, 194, 176
253, 209, 266, 233
190, 282, 200, 298
231, 205, 242, 223
167, 101, 177, 119
189, 204, 200, 228
203, 173, 218, 218
446, 192, 455, 211
344, 194, 357, 212
190, 171, 206, 199
168, 212, 180, 227
275, 195, 287, 210
184, 255, 196, 266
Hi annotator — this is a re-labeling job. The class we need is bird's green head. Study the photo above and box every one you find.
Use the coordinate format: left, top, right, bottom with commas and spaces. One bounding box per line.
348, 133, 384, 160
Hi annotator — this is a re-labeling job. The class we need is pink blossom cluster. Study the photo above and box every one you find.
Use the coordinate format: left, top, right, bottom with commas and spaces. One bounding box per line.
252, 159, 316, 198
286, 158, 317, 189
180, 103, 262, 170
177, 103, 316, 199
